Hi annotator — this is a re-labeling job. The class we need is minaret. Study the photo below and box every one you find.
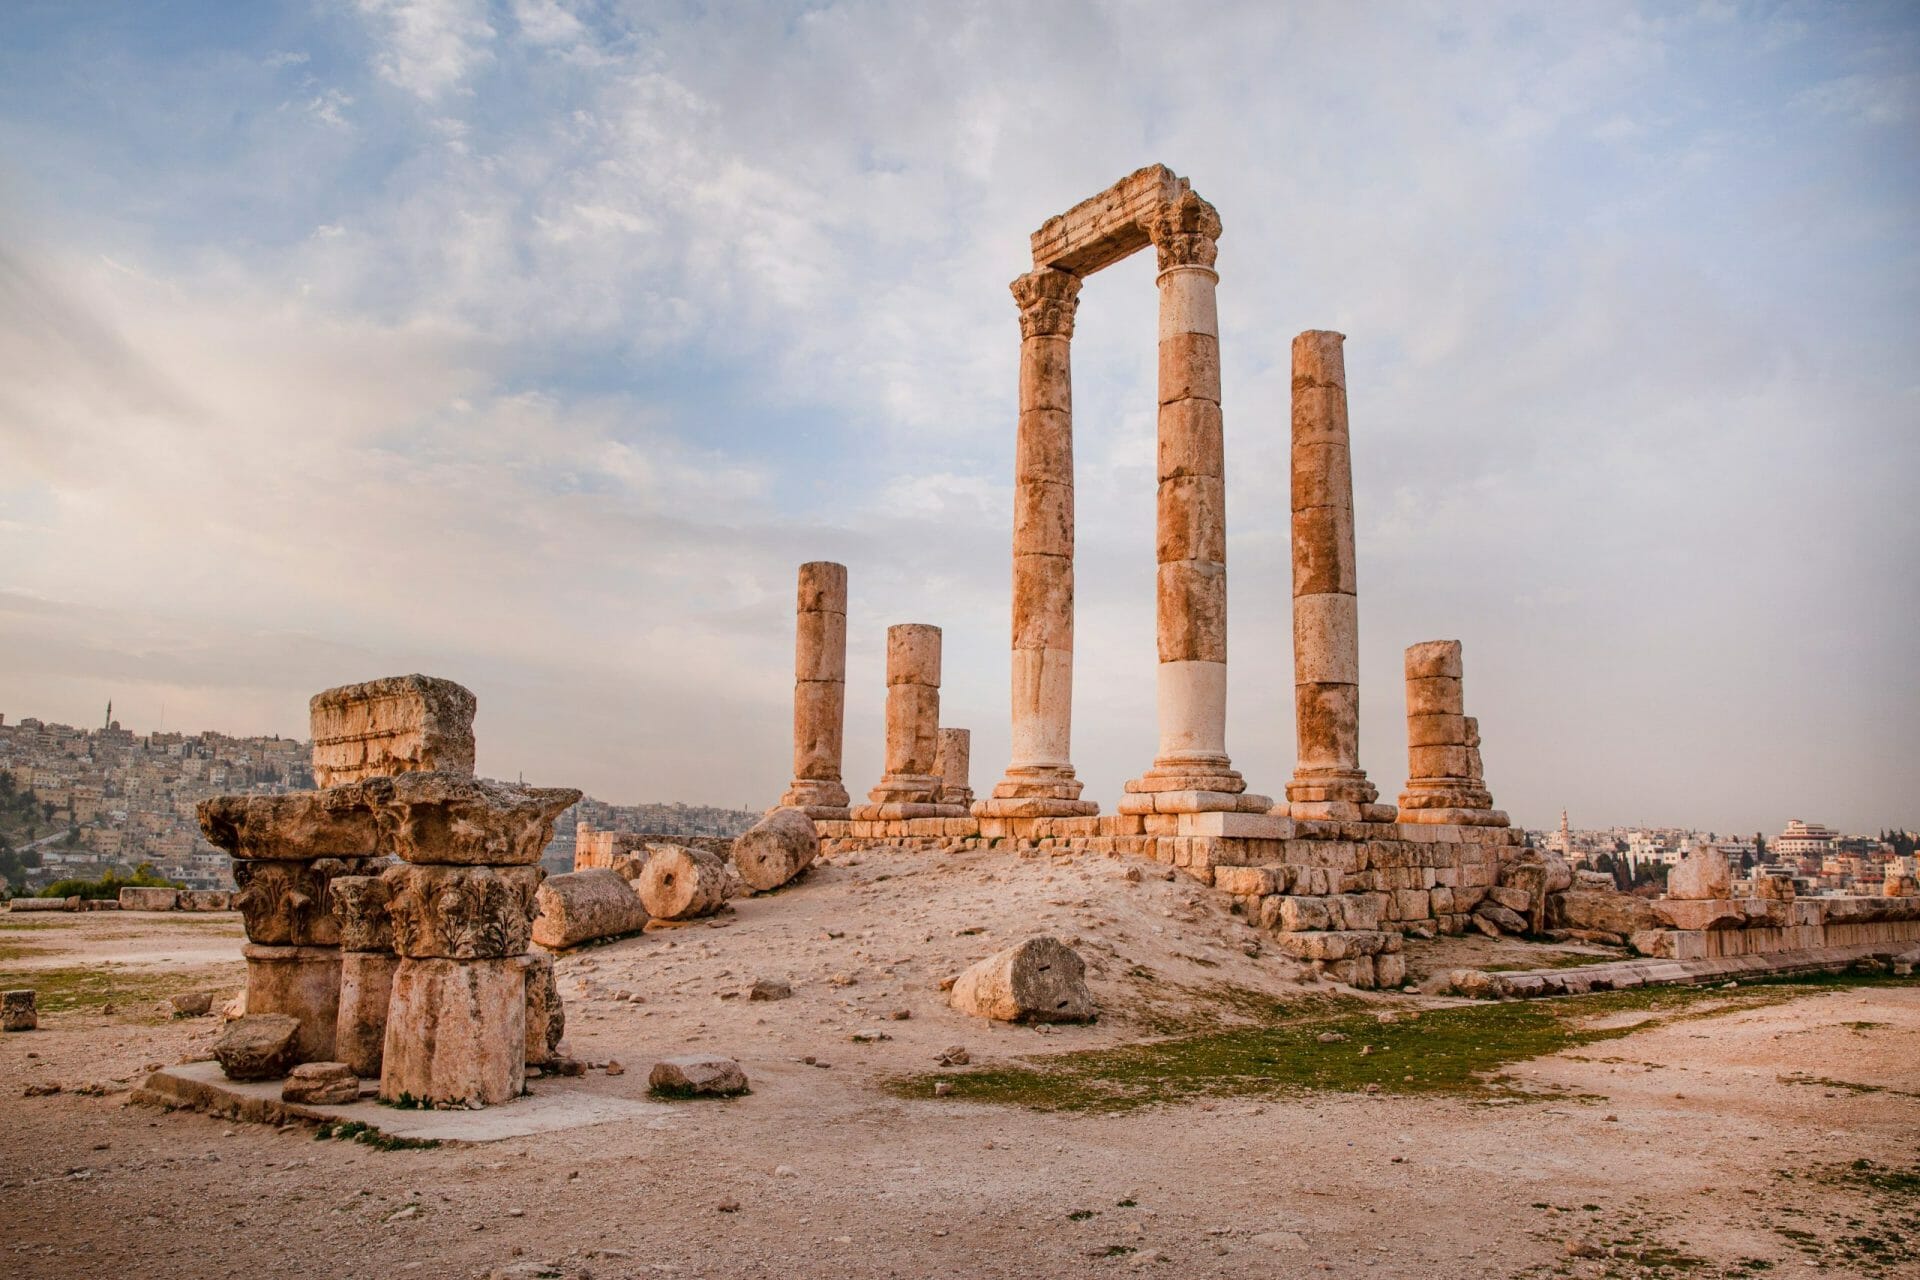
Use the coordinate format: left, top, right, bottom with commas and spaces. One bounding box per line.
1558, 809, 1570, 855
104, 700, 112, 730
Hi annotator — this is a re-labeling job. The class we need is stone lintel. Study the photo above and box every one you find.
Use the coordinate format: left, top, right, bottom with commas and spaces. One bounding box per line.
1030, 164, 1189, 277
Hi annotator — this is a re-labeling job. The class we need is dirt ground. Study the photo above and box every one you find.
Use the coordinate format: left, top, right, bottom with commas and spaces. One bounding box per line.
3, 846, 1916, 1280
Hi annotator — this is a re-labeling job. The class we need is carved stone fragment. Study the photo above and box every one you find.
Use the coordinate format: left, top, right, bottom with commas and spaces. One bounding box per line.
379, 863, 543, 959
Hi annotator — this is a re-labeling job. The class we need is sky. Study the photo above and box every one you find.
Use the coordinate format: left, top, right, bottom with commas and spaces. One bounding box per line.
0, 1, 1915, 834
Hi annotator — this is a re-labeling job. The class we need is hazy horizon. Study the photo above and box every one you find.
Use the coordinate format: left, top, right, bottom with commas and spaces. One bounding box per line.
3, 2, 1916, 835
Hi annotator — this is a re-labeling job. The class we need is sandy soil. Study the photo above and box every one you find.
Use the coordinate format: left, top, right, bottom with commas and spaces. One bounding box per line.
3, 847, 1916, 1280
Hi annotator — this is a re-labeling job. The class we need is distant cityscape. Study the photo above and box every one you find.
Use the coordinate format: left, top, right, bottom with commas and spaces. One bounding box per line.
0, 709, 760, 895
1533, 812, 1917, 898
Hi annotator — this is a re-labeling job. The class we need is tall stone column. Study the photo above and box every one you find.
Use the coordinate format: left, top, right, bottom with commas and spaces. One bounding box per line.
980, 267, 1097, 818
855, 624, 967, 819
779, 561, 851, 819
1284, 331, 1392, 823
1122, 192, 1265, 816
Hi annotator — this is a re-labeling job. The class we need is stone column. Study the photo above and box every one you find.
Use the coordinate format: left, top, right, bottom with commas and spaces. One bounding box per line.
979, 267, 1097, 819
778, 560, 851, 819
1398, 640, 1506, 826
855, 624, 966, 818
934, 727, 973, 809
1283, 331, 1391, 823
1122, 192, 1265, 817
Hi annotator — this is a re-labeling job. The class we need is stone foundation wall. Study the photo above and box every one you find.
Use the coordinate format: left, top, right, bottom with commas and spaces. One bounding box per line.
819, 811, 1517, 989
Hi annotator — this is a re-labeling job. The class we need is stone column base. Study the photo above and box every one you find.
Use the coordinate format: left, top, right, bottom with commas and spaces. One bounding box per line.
1117, 789, 1273, 815
972, 795, 1100, 818
335, 950, 398, 1078
242, 943, 341, 1065
380, 956, 526, 1109
866, 774, 943, 805
780, 779, 850, 815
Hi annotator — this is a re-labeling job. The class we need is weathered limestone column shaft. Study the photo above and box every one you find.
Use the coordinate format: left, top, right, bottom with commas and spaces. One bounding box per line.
855, 625, 966, 818
1121, 191, 1266, 817
935, 728, 973, 808
779, 561, 851, 818
1283, 331, 1389, 822
1398, 640, 1506, 826
980, 267, 1097, 818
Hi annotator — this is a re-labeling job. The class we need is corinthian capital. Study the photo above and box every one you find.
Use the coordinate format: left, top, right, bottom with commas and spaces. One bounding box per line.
1149, 190, 1222, 273
1010, 267, 1082, 340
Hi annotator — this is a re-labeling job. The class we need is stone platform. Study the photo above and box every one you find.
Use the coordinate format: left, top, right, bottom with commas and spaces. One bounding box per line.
132, 1060, 667, 1143
1442, 939, 1920, 1000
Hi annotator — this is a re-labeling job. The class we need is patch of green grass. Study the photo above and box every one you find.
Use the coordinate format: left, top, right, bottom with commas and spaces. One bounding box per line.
1841, 1020, 1887, 1031
0, 939, 54, 961
884, 973, 1919, 1114
0, 963, 241, 1016
313, 1119, 439, 1151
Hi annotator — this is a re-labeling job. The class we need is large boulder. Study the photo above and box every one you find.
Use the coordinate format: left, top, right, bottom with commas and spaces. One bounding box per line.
214, 1013, 302, 1081
531, 869, 648, 949
732, 808, 819, 893
949, 936, 1095, 1024
1667, 847, 1732, 901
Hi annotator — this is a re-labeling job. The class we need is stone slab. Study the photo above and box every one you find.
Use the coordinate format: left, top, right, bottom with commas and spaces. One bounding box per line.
133, 1060, 670, 1142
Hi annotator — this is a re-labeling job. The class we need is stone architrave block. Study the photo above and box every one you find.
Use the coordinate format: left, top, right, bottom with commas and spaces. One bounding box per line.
197, 784, 384, 861
379, 863, 543, 959
309, 674, 477, 787
118, 887, 179, 911
366, 774, 581, 866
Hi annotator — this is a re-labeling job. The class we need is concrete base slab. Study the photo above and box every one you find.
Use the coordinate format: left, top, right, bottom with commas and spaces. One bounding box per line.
131, 1059, 670, 1143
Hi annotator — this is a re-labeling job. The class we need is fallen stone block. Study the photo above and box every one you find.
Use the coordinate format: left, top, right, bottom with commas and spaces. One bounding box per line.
3, 989, 36, 1031
7, 896, 76, 912
1550, 890, 1657, 936
309, 673, 477, 787
215, 1013, 302, 1081
178, 889, 233, 912
1667, 847, 1732, 900
649, 1055, 749, 1098
118, 886, 180, 911
1652, 899, 1745, 931
168, 990, 216, 1018
1474, 901, 1529, 935
949, 936, 1095, 1024
531, 868, 648, 949
282, 1061, 359, 1106
749, 978, 792, 1001
1487, 885, 1531, 915
732, 807, 819, 893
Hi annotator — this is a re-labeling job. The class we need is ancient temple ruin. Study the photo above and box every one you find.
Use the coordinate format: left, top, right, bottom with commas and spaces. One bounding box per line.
778, 162, 1920, 989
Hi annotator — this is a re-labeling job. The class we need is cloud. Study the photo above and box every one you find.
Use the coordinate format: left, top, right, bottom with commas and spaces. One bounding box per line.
356, 0, 497, 100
